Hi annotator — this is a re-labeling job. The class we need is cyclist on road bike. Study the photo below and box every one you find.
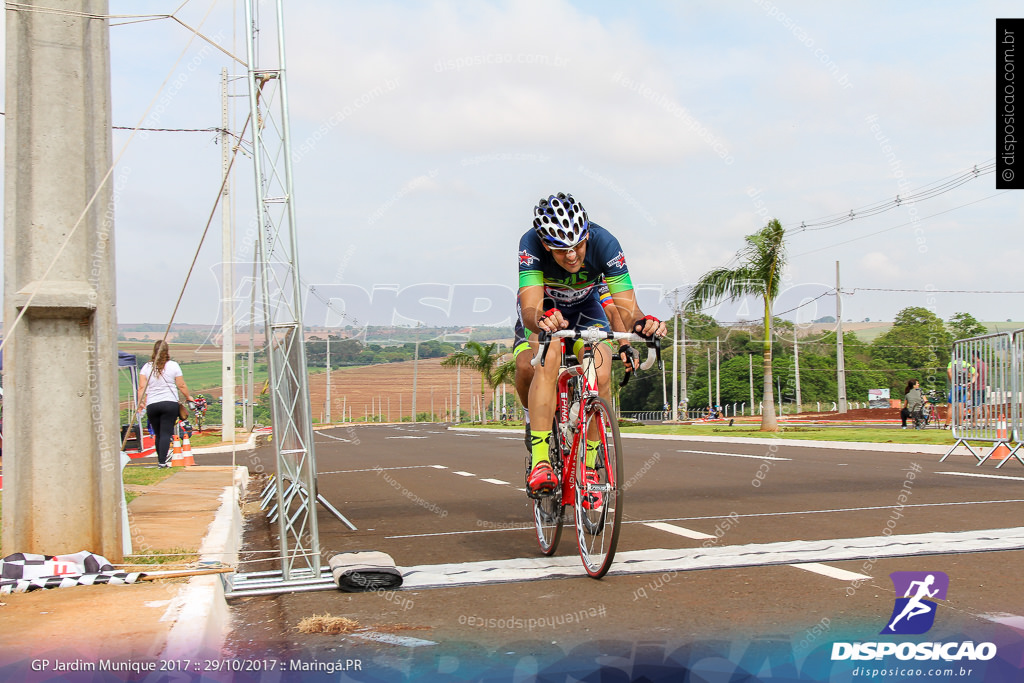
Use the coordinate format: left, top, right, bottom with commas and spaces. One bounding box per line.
514, 278, 627, 447
514, 192, 667, 497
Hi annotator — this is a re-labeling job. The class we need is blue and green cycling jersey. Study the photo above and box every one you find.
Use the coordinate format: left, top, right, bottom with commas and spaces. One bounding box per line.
517, 222, 633, 306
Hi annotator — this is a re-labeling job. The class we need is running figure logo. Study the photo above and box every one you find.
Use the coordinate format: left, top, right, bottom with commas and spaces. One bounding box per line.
881, 571, 949, 635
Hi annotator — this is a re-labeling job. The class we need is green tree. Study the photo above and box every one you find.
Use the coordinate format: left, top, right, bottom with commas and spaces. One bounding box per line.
440, 341, 500, 423
685, 219, 787, 431
871, 307, 951, 390
947, 312, 987, 340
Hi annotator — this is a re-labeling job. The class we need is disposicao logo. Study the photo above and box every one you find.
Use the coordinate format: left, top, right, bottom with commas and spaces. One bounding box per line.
831, 570, 997, 663
882, 571, 949, 635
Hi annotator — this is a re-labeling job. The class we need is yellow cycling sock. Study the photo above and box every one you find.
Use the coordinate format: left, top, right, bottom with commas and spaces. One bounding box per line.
530, 430, 551, 469
585, 439, 600, 469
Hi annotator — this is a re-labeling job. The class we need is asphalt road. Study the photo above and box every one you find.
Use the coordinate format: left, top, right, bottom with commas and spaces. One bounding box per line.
207, 424, 1024, 680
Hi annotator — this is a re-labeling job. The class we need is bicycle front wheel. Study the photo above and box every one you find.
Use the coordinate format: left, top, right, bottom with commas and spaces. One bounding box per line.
533, 417, 565, 555
574, 395, 623, 578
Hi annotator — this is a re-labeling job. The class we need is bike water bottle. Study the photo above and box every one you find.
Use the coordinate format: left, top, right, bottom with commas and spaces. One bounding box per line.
568, 402, 580, 429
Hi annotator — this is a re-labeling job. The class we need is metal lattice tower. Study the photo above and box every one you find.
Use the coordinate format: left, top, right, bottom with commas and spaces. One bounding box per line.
243, 0, 319, 581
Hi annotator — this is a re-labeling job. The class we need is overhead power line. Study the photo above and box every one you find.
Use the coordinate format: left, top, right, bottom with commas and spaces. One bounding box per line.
785, 161, 995, 234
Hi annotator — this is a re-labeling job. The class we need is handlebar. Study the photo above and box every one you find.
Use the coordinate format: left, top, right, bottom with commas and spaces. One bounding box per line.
529, 328, 662, 385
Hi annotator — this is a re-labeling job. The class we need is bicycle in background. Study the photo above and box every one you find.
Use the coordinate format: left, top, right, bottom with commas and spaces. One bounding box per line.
529, 327, 661, 578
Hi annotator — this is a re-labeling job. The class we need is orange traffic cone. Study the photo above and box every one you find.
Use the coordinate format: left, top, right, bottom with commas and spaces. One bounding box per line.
181, 433, 195, 467
991, 414, 1011, 461
171, 434, 184, 467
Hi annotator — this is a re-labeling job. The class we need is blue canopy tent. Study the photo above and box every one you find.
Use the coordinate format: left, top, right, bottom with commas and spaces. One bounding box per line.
0, 350, 141, 451
118, 351, 144, 452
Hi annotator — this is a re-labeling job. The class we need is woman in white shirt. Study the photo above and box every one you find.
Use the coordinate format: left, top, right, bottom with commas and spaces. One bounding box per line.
136, 340, 195, 468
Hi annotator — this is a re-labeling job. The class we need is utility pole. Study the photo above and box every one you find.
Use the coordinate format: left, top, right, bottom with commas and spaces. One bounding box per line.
836, 261, 848, 413
456, 363, 462, 423
325, 334, 331, 423
749, 354, 754, 415
3, 0, 122, 558
671, 292, 678, 421
715, 336, 721, 408
706, 347, 712, 408
412, 336, 420, 423
680, 309, 687, 415
794, 327, 802, 413
221, 68, 235, 442
244, 250, 256, 431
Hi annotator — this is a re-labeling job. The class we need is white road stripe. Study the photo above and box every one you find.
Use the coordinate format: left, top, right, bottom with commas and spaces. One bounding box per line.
386, 436, 428, 439
320, 465, 438, 475
644, 522, 715, 540
480, 478, 510, 486
640, 498, 1024, 526
453, 471, 476, 477
430, 465, 448, 469
352, 632, 437, 647
979, 613, 1024, 632
385, 498, 1024, 540
677, 449, 791, 461
789, 562, 871, 581
316, 433, 351, 442
398, 526, 1024, 589
936, 471, 1024, 482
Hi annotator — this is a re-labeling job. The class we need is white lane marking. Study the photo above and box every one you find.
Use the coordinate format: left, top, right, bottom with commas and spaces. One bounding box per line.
456, 433, 479, 437
316, 433, 351, 442
385, 498, 1024, 540
398, 526, 1024, 589
979, 613, 1024, 632
320, 465, 439, 475
641, 498, 1024, 526
480, 478, 510, 486
936, 471, 1024, 482
789, 562, 871, 581
430, 465, 448, 469
677, 449, 791, 461
352, 632, 437, 647
497, 437, 523, 441
453, 471, 476, 477
644, 522, 715, 540
386, 436, 428, 439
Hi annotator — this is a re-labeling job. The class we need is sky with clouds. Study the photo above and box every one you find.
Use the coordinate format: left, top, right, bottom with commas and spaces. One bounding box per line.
7, 1, 1022, 333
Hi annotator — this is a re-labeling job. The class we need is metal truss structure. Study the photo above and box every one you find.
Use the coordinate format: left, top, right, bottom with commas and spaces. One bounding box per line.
240, 0, 319, 584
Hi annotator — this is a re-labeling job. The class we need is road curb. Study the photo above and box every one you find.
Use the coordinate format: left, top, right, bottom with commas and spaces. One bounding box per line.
447, 426, 952, 455
160, 466, 249, 659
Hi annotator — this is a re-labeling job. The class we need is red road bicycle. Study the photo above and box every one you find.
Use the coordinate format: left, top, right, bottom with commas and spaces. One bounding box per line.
529, 327, 661, 578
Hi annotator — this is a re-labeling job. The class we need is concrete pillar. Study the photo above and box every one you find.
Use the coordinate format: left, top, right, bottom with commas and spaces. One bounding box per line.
2, 1, 122, 560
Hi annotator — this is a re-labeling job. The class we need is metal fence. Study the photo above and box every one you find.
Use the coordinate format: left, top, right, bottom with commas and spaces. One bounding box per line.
940, 329, 1024, 468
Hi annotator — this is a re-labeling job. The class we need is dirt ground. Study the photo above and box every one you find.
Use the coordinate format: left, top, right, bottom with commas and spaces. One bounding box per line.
305, 357, 509, 423
780, 406, 950, 422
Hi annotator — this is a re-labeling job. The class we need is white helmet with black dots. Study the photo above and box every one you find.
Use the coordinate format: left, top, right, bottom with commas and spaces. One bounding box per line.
533, 192, 589, 248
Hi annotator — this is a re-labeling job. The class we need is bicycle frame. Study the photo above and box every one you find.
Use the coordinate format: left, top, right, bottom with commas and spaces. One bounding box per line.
530, 327, 661, 576
550, 339, 601, 509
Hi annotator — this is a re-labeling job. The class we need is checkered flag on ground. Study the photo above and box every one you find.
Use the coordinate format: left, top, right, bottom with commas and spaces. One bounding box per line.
0, 551, 145, 595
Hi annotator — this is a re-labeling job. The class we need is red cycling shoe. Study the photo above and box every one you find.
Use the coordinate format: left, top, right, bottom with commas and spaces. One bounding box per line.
527, 461, 558, 497
581, 467, 603, 509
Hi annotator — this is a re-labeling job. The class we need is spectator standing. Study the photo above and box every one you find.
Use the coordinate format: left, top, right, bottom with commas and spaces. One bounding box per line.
904, 379, 926, 430
946, 357, 976, 427
970, 351, 988, 425
137, 340, 195, 468
900, 379, 915, 429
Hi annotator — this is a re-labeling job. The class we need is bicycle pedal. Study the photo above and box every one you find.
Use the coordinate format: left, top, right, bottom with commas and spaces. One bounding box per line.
527, 486, 557, 501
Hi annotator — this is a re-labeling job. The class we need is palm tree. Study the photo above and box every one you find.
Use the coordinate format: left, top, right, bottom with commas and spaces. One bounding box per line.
441, 341, 499, 423
492, 355, 517, 420
685, 219, 786, 432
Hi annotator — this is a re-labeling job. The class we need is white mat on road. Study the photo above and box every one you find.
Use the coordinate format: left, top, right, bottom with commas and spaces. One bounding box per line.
398, 526, 1024, 589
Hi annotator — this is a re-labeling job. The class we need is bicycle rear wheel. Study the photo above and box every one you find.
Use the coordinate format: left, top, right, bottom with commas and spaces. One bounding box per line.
533, 417, 564, 555
574, 395, 623, 578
